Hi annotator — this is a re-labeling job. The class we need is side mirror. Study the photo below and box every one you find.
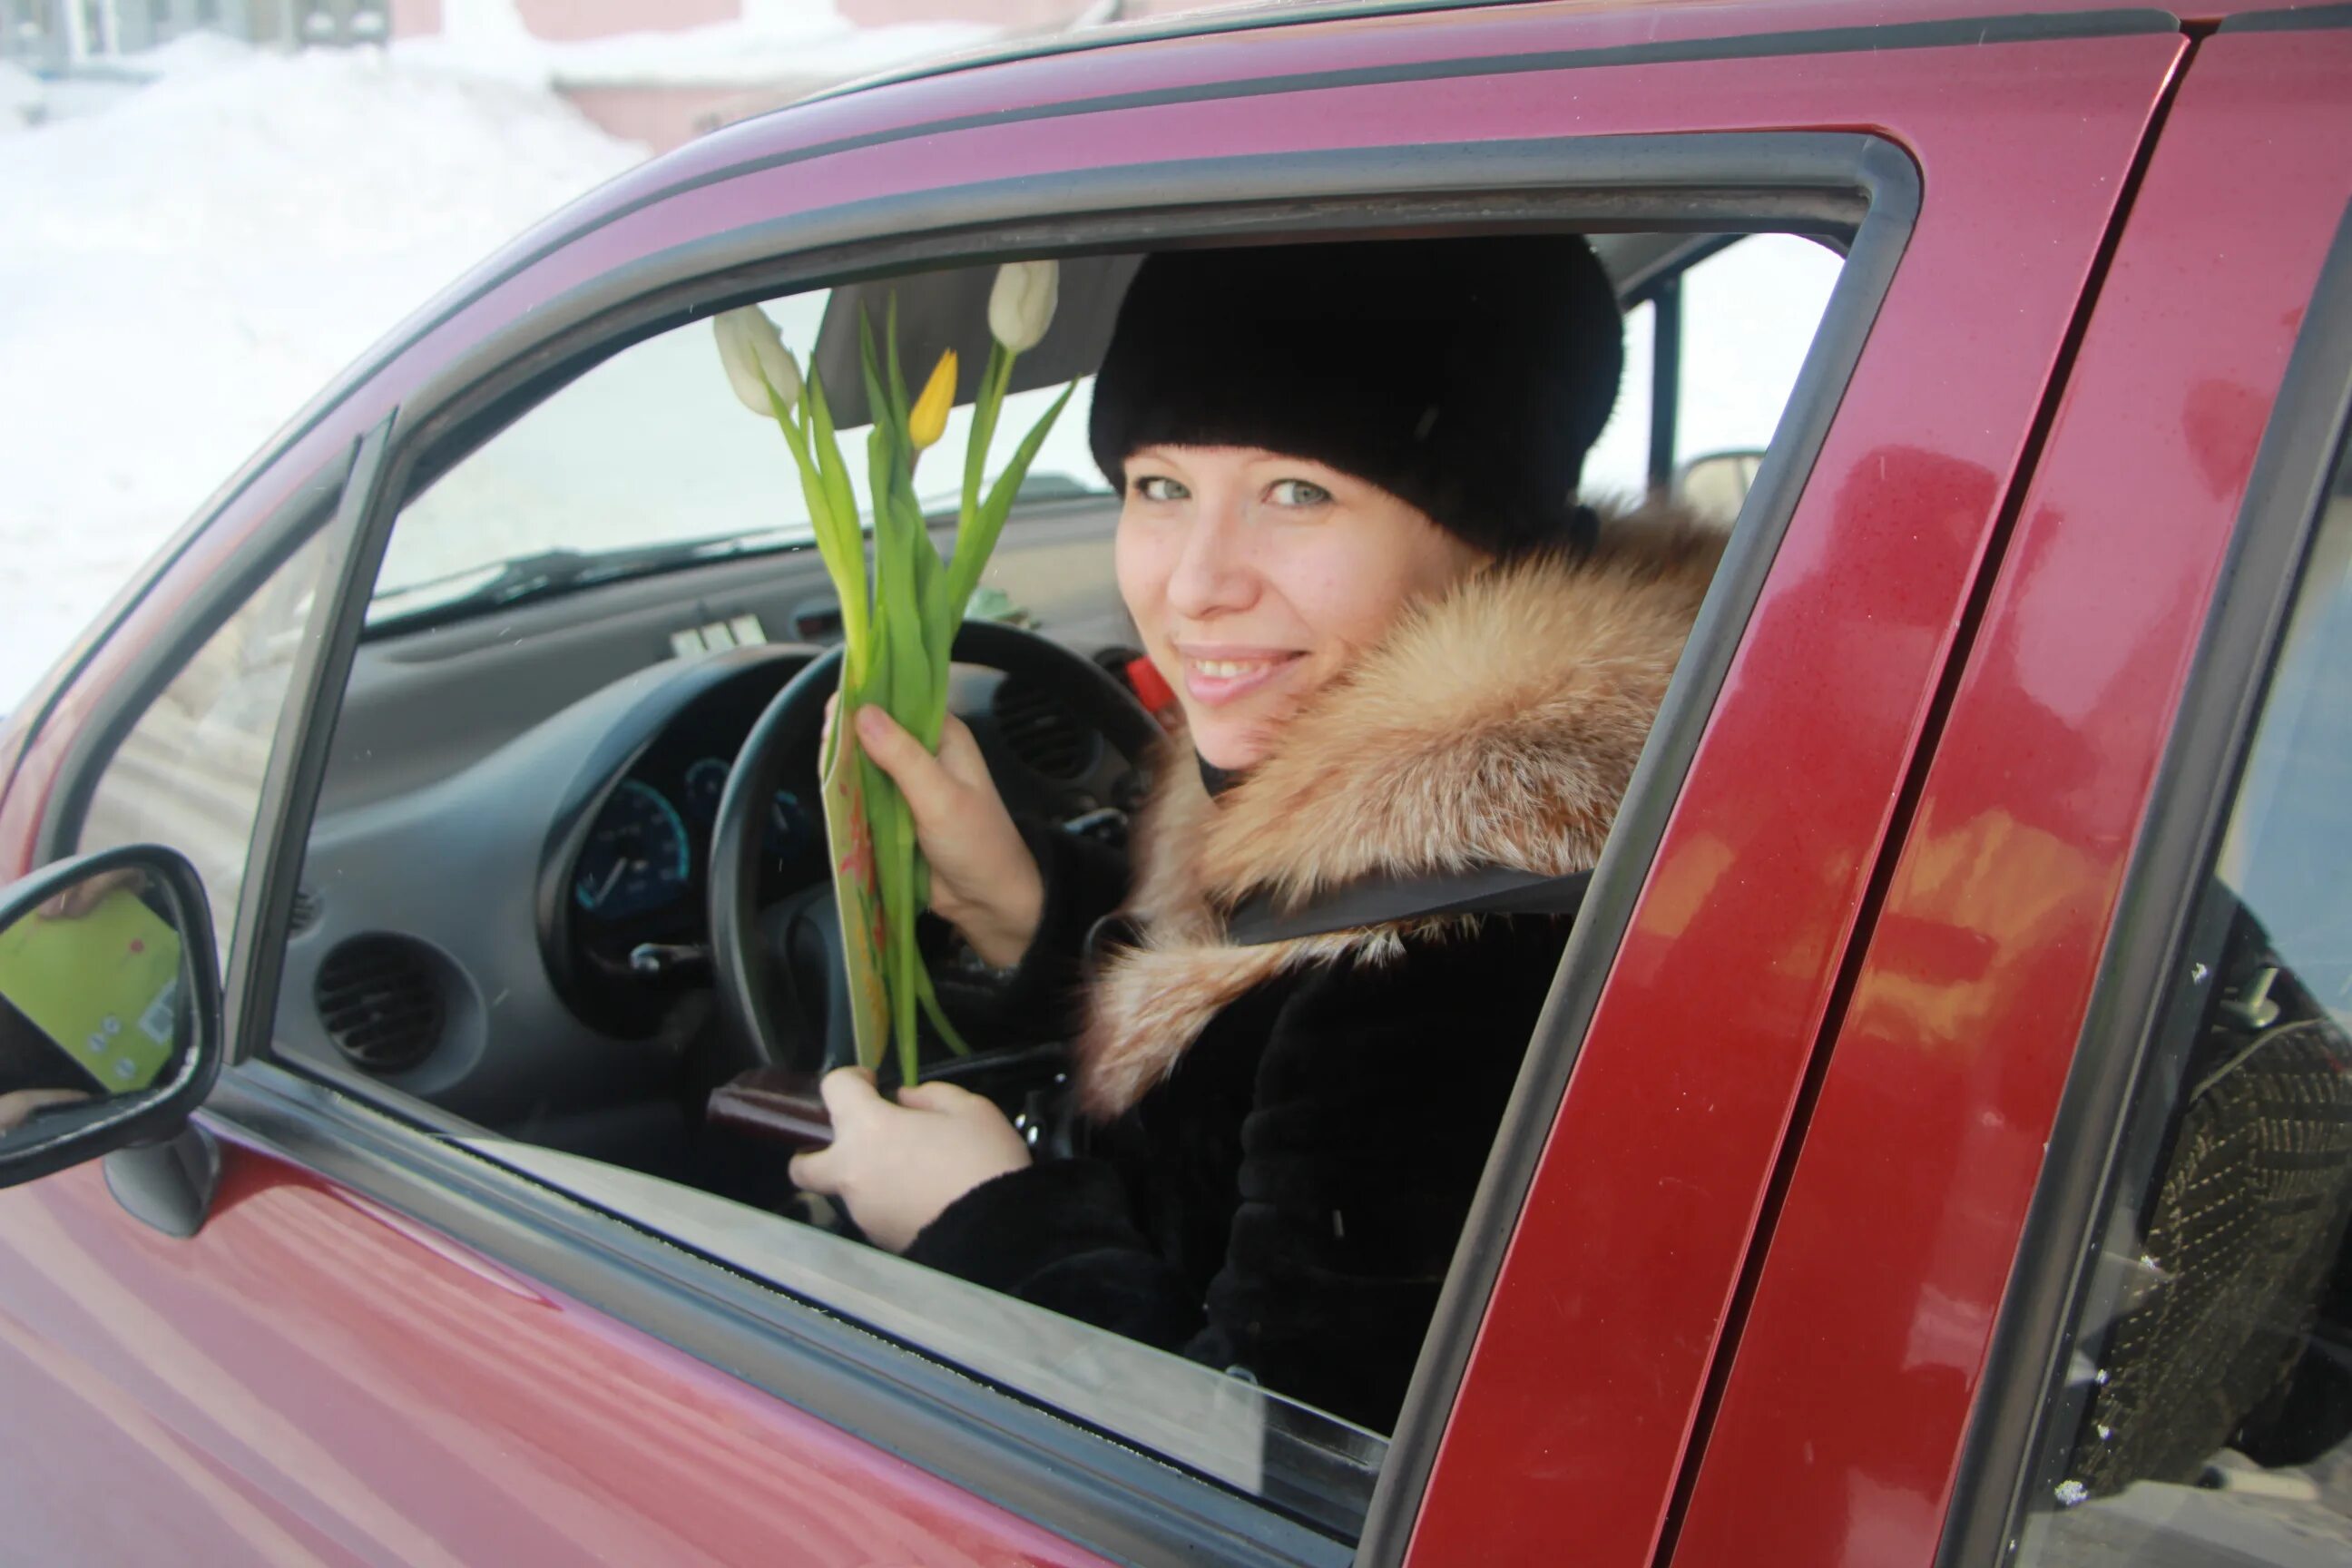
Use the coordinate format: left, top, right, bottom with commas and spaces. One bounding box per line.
0, 846, 222, 1191
1674, 447, 1768, 526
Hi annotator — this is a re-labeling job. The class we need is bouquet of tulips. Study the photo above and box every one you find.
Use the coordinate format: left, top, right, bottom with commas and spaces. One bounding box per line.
713, 263, 1070, 1083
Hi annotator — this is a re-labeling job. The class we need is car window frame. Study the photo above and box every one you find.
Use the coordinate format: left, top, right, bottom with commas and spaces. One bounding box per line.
1939, 201, 2352, 1568
34, 453, 350, 976
92, 132, 1916, 1563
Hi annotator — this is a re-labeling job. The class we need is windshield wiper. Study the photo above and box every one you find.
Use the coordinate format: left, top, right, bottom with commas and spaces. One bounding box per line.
366, 530, 810, 634
363, 472, 1111, 636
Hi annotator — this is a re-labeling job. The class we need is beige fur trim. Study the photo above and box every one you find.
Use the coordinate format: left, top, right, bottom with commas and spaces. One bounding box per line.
1076, 504, 1723, 1117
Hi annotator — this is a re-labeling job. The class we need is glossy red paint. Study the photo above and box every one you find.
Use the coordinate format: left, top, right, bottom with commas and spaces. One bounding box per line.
1671, 26, 2352, 1568
0, 1148, 1104, 1565
1402, 31, 2182, 1568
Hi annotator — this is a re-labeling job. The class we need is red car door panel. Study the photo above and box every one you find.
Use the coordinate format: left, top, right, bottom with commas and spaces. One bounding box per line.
1402, 28, 2180, 1568
0, 1145, 1102, 1565
1672, 24, 2352, 1568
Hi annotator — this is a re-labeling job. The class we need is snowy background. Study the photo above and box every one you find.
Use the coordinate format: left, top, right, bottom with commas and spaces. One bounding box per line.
0, 5, 990, 714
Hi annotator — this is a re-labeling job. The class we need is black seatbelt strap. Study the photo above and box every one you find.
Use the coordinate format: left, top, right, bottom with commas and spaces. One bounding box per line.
1223, 866, 1593, 947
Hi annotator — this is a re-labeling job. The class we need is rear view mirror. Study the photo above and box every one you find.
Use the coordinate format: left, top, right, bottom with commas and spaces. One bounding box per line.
1675, 447, 1767, 525
0, 846, 222, 1191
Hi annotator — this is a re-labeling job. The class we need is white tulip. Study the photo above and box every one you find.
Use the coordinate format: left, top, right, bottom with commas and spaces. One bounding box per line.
988, 260, 1059, 355
713, 306, 801, 416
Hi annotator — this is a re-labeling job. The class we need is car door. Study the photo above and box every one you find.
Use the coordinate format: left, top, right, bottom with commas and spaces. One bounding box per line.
0, 5, 2182, 1564
1670, 14, 2352, 1568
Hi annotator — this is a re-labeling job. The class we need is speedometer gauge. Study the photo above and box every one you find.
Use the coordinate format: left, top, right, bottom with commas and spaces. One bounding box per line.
573, 780, 691, 919
682, 757, 730, 820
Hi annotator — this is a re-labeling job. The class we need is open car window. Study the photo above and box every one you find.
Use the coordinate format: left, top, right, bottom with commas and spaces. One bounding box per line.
270, 209, 1870, 1547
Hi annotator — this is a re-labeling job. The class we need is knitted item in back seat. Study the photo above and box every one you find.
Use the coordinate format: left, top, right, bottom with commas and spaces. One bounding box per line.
2065, 971, 2352, 1498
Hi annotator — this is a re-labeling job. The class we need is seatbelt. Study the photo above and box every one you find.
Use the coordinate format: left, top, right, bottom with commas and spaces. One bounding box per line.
1223, 866, 1593, 946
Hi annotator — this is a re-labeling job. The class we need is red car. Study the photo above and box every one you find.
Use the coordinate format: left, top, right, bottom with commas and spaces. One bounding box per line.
2, 0, 2349, 1563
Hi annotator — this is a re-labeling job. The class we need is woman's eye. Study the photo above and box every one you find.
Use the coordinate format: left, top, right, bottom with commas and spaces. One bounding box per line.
1268, 479, 1333, 507
1134, 475, 1190, 502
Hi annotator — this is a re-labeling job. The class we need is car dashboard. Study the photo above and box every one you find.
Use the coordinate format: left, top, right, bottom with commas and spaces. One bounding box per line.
272, 505, 1142, 1154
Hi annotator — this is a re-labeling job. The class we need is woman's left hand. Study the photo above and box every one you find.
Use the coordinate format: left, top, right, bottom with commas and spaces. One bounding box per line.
788, 1067, 1033, 1252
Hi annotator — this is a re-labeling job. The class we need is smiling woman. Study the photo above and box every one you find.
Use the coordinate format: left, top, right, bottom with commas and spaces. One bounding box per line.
781, 234, 1720, 1435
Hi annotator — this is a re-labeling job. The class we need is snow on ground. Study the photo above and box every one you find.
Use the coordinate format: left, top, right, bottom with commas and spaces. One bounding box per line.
407, 0, 995, 90
0, 34, 647, 713
0, 61, 43, 131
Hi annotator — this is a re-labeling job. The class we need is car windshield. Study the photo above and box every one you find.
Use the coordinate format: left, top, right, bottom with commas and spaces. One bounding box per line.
370, 287, 1106, 624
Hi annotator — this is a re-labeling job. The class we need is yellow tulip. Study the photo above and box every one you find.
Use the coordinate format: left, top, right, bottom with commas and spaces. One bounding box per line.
908, 348, 956, 452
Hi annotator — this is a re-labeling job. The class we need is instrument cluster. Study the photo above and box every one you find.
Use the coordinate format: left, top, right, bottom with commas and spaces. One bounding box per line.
564, 682, 826, 974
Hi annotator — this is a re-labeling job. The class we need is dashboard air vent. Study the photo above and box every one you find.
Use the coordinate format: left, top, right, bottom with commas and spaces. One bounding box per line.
994, 680, 1099, 781
288, 886, 323, 936
315, 936, 445, 1074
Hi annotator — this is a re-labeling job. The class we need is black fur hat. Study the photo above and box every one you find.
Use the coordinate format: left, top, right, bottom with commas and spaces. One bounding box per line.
1088, 233, 1623, 556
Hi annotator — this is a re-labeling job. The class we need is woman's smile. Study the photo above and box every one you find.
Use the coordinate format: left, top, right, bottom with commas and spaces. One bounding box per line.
1171, 643, 1306, 706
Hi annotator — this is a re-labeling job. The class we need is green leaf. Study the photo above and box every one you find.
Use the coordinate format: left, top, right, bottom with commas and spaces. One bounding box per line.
949, 377, 1077, 610
880, 505, 935, 730
959, 340, 1008, 539
914, 963, 973, 1057
788, 374, 870, 681
875, 786, 923, 1085
806, 374, 866, 588
886, 293, 911, 431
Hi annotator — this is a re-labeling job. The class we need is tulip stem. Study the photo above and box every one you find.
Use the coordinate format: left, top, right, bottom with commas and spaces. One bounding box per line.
744, 271, 1072, 1077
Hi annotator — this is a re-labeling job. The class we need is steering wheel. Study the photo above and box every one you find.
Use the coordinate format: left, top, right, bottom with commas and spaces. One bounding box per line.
710, 620, 1162, 1072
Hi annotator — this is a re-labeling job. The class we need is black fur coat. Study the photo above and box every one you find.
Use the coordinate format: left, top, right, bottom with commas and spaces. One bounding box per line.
908, 516, 1720, 1434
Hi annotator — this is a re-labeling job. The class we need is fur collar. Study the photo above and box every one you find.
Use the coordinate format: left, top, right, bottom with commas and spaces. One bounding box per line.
1076, 503, 1724, 1117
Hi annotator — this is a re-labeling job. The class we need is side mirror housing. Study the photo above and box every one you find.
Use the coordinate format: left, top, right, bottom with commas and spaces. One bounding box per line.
0, 846, 223, 1191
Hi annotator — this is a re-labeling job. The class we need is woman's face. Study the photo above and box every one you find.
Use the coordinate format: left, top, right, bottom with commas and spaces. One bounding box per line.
1113, 445, 1489, 771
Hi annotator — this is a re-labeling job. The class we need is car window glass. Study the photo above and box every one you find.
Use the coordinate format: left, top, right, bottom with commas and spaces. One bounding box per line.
75, 532, 332, 958
1677, 233, 1843, 475
1580, 234, 1844, 518
1583, 296, 1656, 499
371, 289, 1104, 624
279, 230, 1851, 1542
2017, 431, 2352, 1564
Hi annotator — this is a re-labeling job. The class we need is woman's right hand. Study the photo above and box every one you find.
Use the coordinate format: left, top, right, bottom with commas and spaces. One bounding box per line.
852, 705, 1044, 968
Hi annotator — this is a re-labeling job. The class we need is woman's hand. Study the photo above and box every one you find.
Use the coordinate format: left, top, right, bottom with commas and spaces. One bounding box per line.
852, 705, 1043, 967
788, 1067, 1032, 1252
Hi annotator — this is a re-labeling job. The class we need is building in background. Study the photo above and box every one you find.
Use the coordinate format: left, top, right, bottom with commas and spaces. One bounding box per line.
5, 1, 387, 67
